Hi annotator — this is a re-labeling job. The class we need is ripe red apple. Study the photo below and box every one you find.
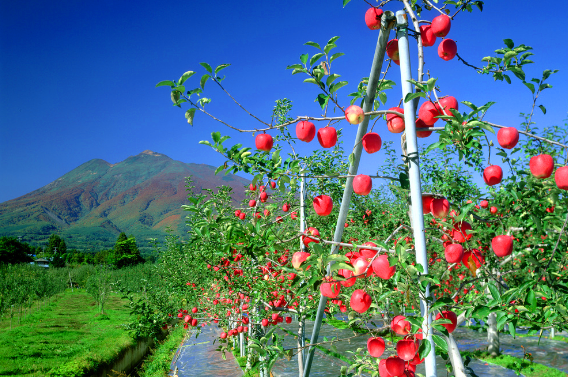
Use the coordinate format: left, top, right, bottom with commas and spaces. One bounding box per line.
419, 25, 436, 47
353, 257, 372, 277
556, 166, 568, 190
353, 174, 372, 195
350, 289, 372, 313
317, 127, 338, 148
291, 211, 298, 220
192, 307, 198, 313
270, 181, 276, 189
372, 255, 396, 280
410, 351, 425, 365
379, 359, 391, 377
431, 197, 450, 218
385, 356, 405, 377
450, 221, 472, 243
435, 310, 457, 333
462, 249, 485, 269
191, 318, 197, 326
260, 191, 268, 202
391, 315, 411, 335
234, 210, 241, 217
296, 120, 316, 142
480, 200, 489, 208
492, 235, 513, 257
386, 39, 399, 60
438, 39, 457, 61
437, 96, 458, 116
339, 268, 357, 287
396, 338, 418, 361
303, 227, 320, 246
416, 118, 432, 138
362, 132, 382, 153
445, 244, 464, 263
255, 133, 273, 151
497, 127, 519, 149
483, 165, 503, 186
249, 199, 256, 207
282, 203, 290, 212
367, 337, 385, 357
239, 212, 246, 220
292, 251, 310, 270
365, 7, 383, 30
530, 154, 554, 178
386, 107, 405, 133
431, 14, 451, 37
422, 195, 433, 214
220, 332, 227, 339
285, 316, 292, 324
249, 184, 256, 191
345, 105, 365, 125
320, 277, 341, 298
490, 206, 498, 214
418, 101, 440, 126
263, 209, 270, 217
261, 319, 269, 326
313, 195, 333, 216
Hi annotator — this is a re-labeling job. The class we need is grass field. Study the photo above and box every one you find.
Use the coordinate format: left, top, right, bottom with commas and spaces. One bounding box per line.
0, 289, 135, 376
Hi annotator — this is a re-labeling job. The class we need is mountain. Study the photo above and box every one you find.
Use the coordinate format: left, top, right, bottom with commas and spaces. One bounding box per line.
0, 150, 250, 252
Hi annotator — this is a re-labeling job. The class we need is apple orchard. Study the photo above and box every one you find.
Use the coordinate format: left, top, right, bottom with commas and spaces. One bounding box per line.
148, 1, 568, 377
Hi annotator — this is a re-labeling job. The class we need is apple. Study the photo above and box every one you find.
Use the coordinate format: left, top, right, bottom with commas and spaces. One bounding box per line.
353, 257, 372, 277
431, 197, 450, 218
379, 359, 391, 377
416, 118, 432, 138
372, 255, 396, 280
192, 307, 198, 313
282, 203, 290, 212
220, 332, 227, 339
435, 310, 457, 333
260, 191, 268, 202
255, 133, 273, 151
497, 127, 519, 149
285, 316, 292, 324
339, 268, 357, 287
270, 181, 276, 189
320, 277, 341, 298
480, 200, 489, 208
350, 289, 372, 313
462, 249, 485, 269
396, 338, 418, 361
263, 209, 270, 217
317, 127, 338, 148
345, 105, 365, 125
386, 39, 399, 60
483, 165, 503, 186
362, 132, 382, 153
365, 7, 383, 30
556, 166, 568, 190
444, 244, 464, 263
422, 195, 433, 214
391, 315, 411, 335
418, 101, 440, 126
191, 318, 197, 327
353, 174, 372, 195
410, 351, 425, 365
248, 199, 256, 207
249, 184, 256, 191
367, 337, 385, 357
292, 251, 310, 270
419, 25, 436, 47
530, 154, 554, 178
431, 14, 451, 37
492, 235, 513, 257
438, 39, 457, 61
234, 210, 241, 217
437, 96, 458, 116
296, 120, 316, 142
490, 206, 498, 214
385, 356, 405, 377
302, 227, 320, 246
261, 319, 269, 327
386, 107, 405, 133
450, 221, 472, 243
313, 195, 333, 216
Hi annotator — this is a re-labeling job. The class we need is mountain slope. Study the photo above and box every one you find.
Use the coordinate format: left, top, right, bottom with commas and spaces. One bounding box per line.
0, 151, 249, 251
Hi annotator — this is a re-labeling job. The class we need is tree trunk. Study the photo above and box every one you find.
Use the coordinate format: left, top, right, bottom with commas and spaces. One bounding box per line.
445, 333, 466, 377
487, 312, 500, 356
297, 315, 305, 377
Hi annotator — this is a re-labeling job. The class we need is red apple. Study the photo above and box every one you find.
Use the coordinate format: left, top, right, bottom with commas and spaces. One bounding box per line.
372, 255, 396, 280
255, 133, 273, 151
396, 338, 418, 361
379, 359, 392, 377
450, 221, 472, 243
386, 107, 405, 133
391, 315, 411, 335
386, 39, 399, 60
282, 203, 290, 212
292, 251, 310, 270
249, 199, 256, 207
431, 197, 450, 218
438, 39, 457, 61
261, 319, 269, 326
462, 249, 485, 269
291, 211, 298, 220
386, 356, 405, 377
303, 227, 320, 247
362, 132, 382, 153
480, 200, 489, 208
234, 210, 241, 217
263, 209, 270, 217
365, 7, 383, 30
296, 120, 316, 142
345, 105, 365, 125
220, 332, 227, 339
320, 277, 341, 298
285, 316, 292, 324
239, 213, 246, 220
483, 165, 503, 186
350, 289, 372, 313
530, 154, 554, 178
437, 96, 458, 116
270, 181, 276, 189
313, 195, 333, 216
422, 195, 433, 214
431, 14, 451, 37
192, 307, 198, 313
435, 310, 457, 333
339, 268, 357, 287
260, 191, 268, 202
353, 174, 372, 195
249, 184, 256, 191
418, 101, 440, 126
353, 257, 372, 277
490, 206, 498, 214
556, 166, 568, 190
367, 337, 385, 357
317, 127, 338, 148
416, 118, 432, 138
497, 127, 519, 149
492, 235, 513, 257
445, 244, 464, 263
419, 25, 436, 47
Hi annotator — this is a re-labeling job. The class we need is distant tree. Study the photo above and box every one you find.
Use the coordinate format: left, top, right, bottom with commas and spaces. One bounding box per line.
110, 233, 144, 268
45, 234, 67, 267
94, 249, 112, 265
0, 237, 34, 264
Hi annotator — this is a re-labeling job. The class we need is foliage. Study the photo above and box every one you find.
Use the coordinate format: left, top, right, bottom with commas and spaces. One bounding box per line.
0, 237, 34, 264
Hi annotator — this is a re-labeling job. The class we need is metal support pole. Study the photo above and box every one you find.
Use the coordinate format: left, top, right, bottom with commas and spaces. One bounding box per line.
396, 10, 437, 377
302, 12, 395, 377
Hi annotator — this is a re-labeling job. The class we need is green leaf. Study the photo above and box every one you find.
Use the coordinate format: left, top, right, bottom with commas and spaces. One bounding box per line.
378, 92, 387, 105
292, 68, 307, 75
305, 41, 322, 50
426, 77, 437, 92
179, 71, 195, 85
156, 80, 175, 88
316, 93, 330, 110
478, 122, 495, 134
200, 74, 210, 89
472, 306, 491, 319
327, 36, 340, 45
215, 64, 231, 74
324, 43, 336, 55
286, 64, 304, 70
310, 53, 325, 67
199, 140, 212, 147
185, 108, 196, 125
503, 74, 511, 84
404, 92, 426, 103
200, 62, 213, 73
211, 131, 221, 144
330, 81, 348, 93
342, 0, 351, 7
304, 78, 318, 85
432, 335, 448, 353
504, 51, 517, 60
526, 290, 536, 311
300, 54, 309, 65
503, 39, 514, 49
418, 338, 432, 359
488, 283, 501, 302
327, 74, 341, 87
523, 82, 535, 94
539, 105, 546, 114
509, 66, 525, 81
214, 165, 224, 175
330, 52, 345, 63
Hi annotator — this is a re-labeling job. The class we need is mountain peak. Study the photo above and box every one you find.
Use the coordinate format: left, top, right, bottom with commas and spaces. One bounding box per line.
139, 150, 162, 156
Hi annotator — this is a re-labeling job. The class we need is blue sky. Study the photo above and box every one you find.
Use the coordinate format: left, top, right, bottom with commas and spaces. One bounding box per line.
1, 0, 567, 203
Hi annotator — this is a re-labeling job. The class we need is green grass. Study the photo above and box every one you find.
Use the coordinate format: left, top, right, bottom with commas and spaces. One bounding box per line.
463, 350, 567, 377
138, 325, 186, 377
0, 289, 135, 376
516, 333, 568, 344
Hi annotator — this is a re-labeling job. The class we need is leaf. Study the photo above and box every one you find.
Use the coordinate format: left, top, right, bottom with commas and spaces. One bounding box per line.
200, 74, 210, 89
504, 51, 517, 60
378, 91, 387, 105
478, 122, 495, 134
509, 66, 525, 81
304, 78, 318, 85
214, 165, 224, 175
404, 92, 426, 103
503, 74, 511, 84
292, 68, 307, 75
426, 77, 437, 92
324, 43, 336, 55
342, 0, 351, 7
330, 52, 345, 63
286, 64, 304, 70
523, 82, 535, 94
418, 338, 432, 359
432, 335, 448, 353
526, 290, 536, 311
327, 74, 341, 87
310, 53, 325, 67
539, 105, 546, 114
214, 64, 230, 75
200, 62, 213, 73
199, 140, 212, 147
472, 306, 491, 319
328, 36, 340, 45
330, 262, 355, 273
185, 108, 196, 125
211, 131, 221, 144
300, 54, 309, 65
316, 93, 330, 110
330, 81, 348, 93
305, 41, 322, 50
156, 80, 175, 88
488, 283, 501, 302
179, 71, 195, 85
